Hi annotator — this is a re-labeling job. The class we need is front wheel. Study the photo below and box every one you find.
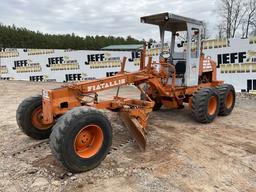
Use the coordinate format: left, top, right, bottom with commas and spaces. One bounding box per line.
50, 107, 112, 173
16, 95, 54, 139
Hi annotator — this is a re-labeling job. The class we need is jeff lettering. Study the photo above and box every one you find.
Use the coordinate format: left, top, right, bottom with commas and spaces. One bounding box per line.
13, 60, 28, 70
128, 51, 140, 62
217, 52, 246, 67
85, 54, 105, 65
65, 74, 82, 82
47, 57, 64, 67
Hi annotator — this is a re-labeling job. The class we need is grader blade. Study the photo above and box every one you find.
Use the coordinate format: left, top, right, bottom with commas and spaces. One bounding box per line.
119, 112, 147, 151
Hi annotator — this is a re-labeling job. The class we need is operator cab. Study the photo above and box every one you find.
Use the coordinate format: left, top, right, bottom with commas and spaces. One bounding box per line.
141, 12, 203, 87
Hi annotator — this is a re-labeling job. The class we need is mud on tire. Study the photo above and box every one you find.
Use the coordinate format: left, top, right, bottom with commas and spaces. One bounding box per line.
192, 88, 220, 123
49, 107, 112, 173
216, 84, 236, 116
16, 95, 53, 139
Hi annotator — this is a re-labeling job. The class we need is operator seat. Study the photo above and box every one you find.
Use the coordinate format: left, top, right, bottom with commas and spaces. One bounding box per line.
172, 52, 186, 77
175, 61, 186, 75
175, 61, 186, 86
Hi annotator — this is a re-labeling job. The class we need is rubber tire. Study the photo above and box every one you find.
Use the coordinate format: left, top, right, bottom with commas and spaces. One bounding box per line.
216, 84, 236, 116
49, 107, 112, 173
191, 88, 220, 123
140, 86, 162, 111
16, 95, 53, 139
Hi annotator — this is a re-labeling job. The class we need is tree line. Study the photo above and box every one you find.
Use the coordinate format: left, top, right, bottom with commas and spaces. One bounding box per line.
0, 24, 143, 50
217, 0, 256, 38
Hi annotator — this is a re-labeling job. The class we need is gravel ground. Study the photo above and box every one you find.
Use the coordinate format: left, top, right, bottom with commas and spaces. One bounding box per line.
0, 80, 255, 192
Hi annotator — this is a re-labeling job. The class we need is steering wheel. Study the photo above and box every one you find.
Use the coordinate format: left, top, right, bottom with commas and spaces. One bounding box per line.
160, 51, 173, 64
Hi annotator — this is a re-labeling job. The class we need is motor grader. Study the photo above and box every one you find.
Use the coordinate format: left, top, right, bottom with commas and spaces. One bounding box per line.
16, 12, 236, 173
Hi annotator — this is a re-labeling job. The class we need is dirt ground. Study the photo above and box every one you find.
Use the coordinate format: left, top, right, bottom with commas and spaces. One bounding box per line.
0, 80, 255, 192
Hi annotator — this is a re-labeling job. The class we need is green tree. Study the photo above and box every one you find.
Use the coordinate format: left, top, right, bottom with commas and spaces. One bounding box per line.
0, 24, 143, 49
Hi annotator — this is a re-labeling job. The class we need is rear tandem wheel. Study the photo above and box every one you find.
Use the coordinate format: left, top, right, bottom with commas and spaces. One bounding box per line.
191, 88, 220, 123
216, 84, 236, 116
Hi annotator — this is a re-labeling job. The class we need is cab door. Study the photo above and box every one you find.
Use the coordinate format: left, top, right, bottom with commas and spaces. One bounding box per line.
185, 23, 202, 86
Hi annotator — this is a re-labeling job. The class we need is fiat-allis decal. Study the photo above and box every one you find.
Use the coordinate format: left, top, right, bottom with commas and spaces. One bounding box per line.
87, 79, 126, 92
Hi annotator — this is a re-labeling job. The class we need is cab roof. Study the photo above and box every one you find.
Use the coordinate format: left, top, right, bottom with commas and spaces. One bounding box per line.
141, 12, 203, 32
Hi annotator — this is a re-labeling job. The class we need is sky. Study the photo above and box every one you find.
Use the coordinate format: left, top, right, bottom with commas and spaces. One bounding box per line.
0, 0, 219, 41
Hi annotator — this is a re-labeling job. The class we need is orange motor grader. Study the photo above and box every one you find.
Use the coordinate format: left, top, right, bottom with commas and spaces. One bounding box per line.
16, 13, 236, 173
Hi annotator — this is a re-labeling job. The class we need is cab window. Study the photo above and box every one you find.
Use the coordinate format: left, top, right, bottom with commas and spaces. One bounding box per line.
191, 28, 200, 58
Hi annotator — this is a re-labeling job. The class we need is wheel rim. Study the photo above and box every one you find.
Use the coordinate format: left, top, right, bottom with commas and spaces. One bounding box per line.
74, 125, 103, 158
225, 91, 233, 109
31, 106, 52, 130
208, 96, 217, 116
